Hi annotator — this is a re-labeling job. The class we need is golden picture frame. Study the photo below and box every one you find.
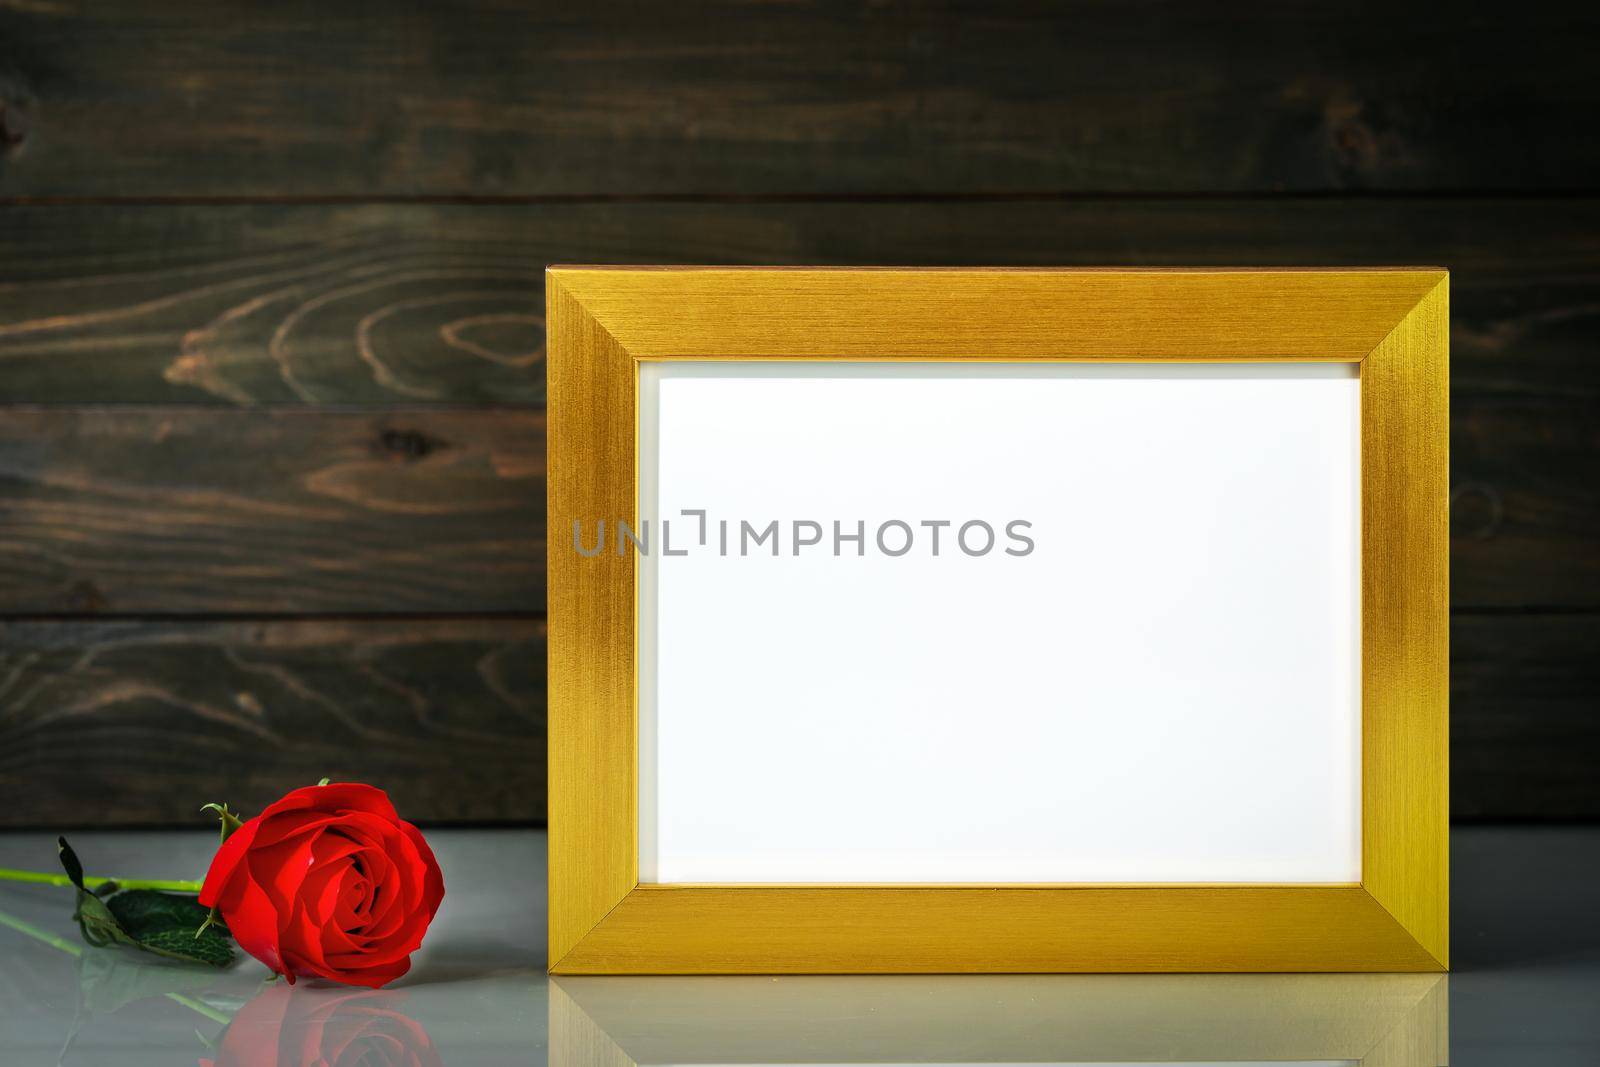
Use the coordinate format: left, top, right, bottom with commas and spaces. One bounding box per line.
546, 266, 1448, 974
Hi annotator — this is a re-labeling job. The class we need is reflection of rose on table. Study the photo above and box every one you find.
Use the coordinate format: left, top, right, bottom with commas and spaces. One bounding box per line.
204, 982, 441, 1067
0, 900, 439, 1066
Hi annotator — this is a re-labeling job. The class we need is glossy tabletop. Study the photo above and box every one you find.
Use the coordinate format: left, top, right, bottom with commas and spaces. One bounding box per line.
0, 826, 1595, 1065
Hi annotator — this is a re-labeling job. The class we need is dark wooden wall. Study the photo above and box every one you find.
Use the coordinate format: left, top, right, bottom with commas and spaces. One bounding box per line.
1, 3, 1595, 824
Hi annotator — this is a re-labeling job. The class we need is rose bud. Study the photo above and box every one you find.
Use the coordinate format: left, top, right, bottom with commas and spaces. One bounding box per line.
198, 782, 444, 988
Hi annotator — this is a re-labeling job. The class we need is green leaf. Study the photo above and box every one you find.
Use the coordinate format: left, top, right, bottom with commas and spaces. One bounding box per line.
106, 889, 225, 936
71, 887, 132, 950
57, 837, 86, 890
105, 891, 234, 967
132, 927, 236, 967
56, 838, 235, 968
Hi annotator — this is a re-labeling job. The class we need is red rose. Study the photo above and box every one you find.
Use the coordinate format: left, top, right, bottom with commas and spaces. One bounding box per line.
198, 783, 444, 988
200, 981, 441, 1067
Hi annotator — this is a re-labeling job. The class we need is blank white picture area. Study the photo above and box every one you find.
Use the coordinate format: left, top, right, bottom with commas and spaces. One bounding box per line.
638, 361, 1361, 885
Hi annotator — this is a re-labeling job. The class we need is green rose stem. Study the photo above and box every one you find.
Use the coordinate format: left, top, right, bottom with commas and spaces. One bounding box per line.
0, 867, 202, 893
0, 800, 241, 893
0, 907, 230, 1025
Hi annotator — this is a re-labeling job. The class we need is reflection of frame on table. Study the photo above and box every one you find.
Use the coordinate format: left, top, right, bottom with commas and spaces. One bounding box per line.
550, 973, 1449, 1066
547, 267, 1448, 974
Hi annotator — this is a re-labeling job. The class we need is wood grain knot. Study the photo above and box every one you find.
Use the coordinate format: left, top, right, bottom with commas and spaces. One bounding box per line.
1332, 117, 1376, 168
379, 427, 444, 461
64, 579, 109, 613
0, 99, 30, 147
1306, 85, 1406, 177
1451, 483, 1504, 541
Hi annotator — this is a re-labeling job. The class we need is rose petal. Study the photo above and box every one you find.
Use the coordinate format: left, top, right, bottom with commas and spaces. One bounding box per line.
295, 831, 368, 923
331, 954, 412, 990
255, 783, 400, 824
197, 815, 264, 909
350, 845, 405, 933
290, 897, 326, 963
253, 808, 394, 851
251, 811, 343, 850
218, 869, 287, 976
244, 830, 320, 924
320, 905, 363, 957
310, 829, 368, 869
401, 822, 446, 916
342, 814, 427, 917
333, 870, 371, 929
325, 903, 433, 969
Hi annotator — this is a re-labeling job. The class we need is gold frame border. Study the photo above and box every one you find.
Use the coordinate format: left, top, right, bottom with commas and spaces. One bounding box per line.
547, 267, 1449, 974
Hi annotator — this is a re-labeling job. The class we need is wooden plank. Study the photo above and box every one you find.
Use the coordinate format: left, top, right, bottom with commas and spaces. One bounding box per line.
0, 398, 1586, 613
1, 3, 1597, 197
1, 199, 1595, 405
0, 613, 1590, 826
2, 200, 1596, 610
0, 618, 546, 827
0, 409, 544, 614
0, 210, 552, 406
1453, 397, 1600, 610
0, 201, 1594, 820
1452, 613, 1600, 820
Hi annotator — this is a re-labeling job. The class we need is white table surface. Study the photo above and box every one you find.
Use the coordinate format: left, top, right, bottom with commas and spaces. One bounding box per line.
0, 827, 1595, 1065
